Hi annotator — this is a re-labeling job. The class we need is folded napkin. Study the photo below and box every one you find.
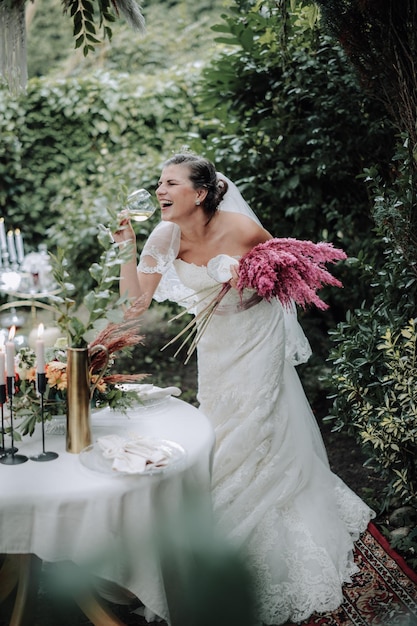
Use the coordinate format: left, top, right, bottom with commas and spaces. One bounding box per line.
137, 384, 182, 401
97, 434, 171, 474
116, 383, 182, 402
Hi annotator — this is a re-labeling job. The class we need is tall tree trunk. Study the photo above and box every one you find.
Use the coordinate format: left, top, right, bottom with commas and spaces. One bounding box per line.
0, 0, 28, 93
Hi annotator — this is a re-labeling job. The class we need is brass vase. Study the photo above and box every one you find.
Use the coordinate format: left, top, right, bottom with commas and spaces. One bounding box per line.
66, 345, 109, 453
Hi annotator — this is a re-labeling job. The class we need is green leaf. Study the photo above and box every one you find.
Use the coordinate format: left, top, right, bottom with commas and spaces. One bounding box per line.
75, 34, 84, 49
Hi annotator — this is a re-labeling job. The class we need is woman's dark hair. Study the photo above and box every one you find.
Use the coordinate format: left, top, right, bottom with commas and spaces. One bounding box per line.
163, 153, 228, 220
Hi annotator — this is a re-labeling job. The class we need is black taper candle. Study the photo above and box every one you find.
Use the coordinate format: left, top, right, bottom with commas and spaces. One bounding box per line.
0, 376, 27, 464
0, 383, 6, 405
30, 372, 58, 462
6, 375, 14, 398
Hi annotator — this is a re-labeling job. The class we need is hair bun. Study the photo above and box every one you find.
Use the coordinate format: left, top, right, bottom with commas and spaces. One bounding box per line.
217, 177, 228, 201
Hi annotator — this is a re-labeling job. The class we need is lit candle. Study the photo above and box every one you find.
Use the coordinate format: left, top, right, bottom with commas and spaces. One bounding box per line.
7, 230, 17, 264
6, 326, 15, 378
36, 324, 45, 374
0, 218, 7, 250
14, 228, 24, 264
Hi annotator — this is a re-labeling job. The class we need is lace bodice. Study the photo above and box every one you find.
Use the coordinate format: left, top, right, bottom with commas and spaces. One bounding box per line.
174, 258, 259, 312
173, 257, 312, 366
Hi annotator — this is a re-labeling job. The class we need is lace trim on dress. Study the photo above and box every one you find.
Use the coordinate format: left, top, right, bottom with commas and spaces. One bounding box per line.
245, 504, 354, 625
137, 245, 175, 275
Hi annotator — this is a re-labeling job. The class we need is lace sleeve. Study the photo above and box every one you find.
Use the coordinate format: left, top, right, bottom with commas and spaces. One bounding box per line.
138, 221, 180, 274
138, 221, 196, 307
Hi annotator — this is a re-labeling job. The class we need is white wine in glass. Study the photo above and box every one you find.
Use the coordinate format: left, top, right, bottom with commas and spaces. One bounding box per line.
125, 188, 156, 221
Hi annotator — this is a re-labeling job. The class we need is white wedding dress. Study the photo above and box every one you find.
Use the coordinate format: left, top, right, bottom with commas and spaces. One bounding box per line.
172, 257, 374, 626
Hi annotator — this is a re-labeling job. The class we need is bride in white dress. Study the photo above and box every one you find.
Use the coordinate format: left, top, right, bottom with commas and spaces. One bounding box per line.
114, 153, 374, 625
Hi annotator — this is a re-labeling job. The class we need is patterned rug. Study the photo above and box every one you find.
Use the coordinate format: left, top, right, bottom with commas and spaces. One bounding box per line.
288, 523, 417, 626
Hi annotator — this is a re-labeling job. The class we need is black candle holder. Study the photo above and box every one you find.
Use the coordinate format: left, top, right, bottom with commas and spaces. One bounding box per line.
0, 376, 28, 465
0, 383, 12, 456
30, 373, 58, 462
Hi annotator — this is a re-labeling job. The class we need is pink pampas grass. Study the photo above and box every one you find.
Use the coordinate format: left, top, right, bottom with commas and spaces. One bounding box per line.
164, 238, 347, 362
237, 238, 347, 310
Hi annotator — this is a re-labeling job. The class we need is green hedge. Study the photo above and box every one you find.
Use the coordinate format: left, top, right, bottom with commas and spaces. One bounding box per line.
0, 67, 200, 297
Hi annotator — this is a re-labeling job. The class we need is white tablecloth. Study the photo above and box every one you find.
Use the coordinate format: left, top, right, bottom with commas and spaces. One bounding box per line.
0, 398, 215, 621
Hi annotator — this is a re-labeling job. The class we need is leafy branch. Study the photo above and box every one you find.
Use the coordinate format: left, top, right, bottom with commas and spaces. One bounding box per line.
62, 0, 145, 56
48, 229, 131, 348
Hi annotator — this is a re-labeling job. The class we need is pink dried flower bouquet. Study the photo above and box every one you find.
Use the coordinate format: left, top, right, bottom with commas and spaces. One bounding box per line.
164, 237, 347, 363
237, 238, 347, 310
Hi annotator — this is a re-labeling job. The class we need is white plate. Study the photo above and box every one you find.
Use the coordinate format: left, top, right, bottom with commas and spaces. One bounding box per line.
79, 438, 187, 477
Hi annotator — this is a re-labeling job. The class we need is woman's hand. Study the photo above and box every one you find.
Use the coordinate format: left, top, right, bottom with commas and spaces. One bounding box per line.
112, 210, 136, 246
229, 264, 240, 290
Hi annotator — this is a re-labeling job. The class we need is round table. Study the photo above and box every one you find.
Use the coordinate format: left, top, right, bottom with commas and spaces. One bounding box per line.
0, 397, 215, 625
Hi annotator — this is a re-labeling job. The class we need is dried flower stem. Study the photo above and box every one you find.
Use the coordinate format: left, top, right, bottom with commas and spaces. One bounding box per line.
89, 297, 146, 373
161, 283, 231, 363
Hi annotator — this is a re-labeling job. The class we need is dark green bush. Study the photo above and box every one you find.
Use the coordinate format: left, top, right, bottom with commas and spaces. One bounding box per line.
326, 259, 417, 508
190, 0, 396, 322
325, 143, 417, 514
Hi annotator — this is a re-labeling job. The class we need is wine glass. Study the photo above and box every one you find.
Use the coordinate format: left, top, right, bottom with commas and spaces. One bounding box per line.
125, 188, 156, 222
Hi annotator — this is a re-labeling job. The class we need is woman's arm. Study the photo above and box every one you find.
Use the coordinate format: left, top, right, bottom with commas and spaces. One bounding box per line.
114, 217, 163, 309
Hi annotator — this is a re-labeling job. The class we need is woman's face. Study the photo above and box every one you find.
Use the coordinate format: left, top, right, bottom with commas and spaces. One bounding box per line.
156, 164, 203, 223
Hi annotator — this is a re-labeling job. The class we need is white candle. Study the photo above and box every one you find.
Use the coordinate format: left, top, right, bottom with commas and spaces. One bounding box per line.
0, 218, 7, 250
6, 326, 15, 378
7, 230, 17, 264
36, 324, 45, 374
14, 228, 24, 264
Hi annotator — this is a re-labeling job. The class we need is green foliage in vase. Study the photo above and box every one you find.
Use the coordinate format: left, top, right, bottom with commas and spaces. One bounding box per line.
12, 330, 143, 438
48, 227, 129, 347
7, 228, 149, 436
